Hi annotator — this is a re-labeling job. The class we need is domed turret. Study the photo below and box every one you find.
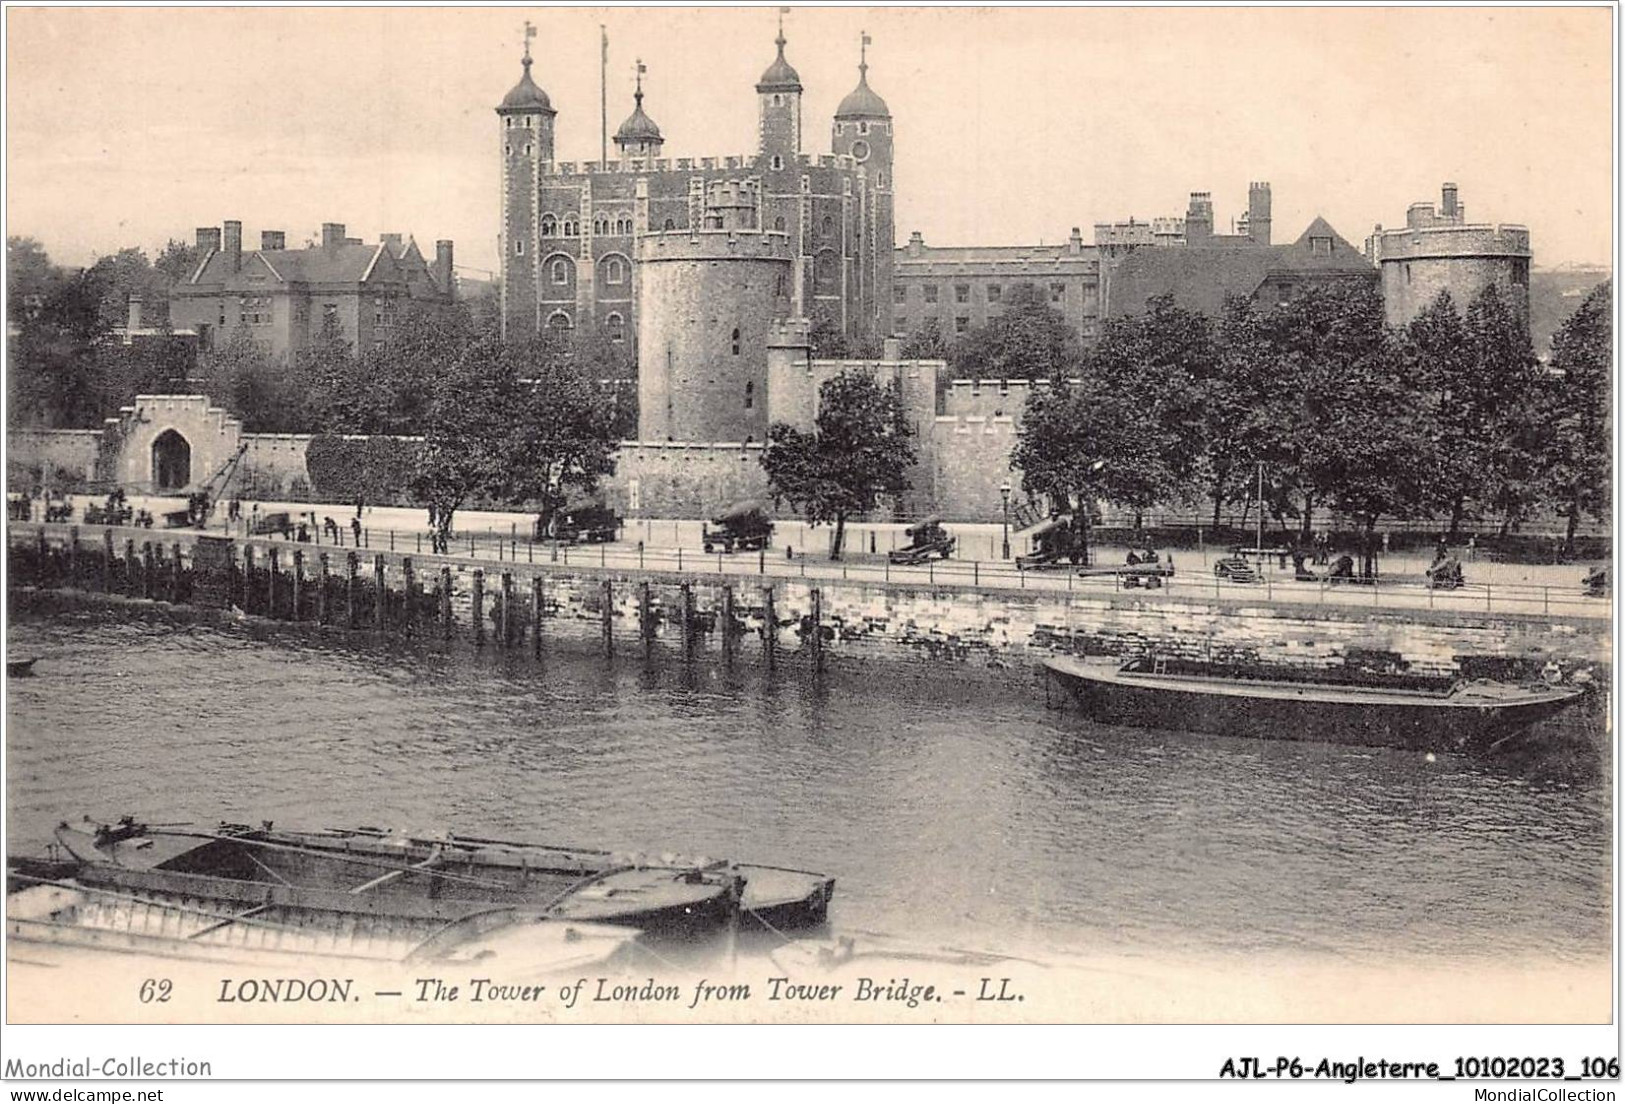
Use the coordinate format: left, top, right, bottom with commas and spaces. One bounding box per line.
756, 25, 802, 92
835, 37, 889, 119
499, 55, 554, 113
614, 60, 664, 157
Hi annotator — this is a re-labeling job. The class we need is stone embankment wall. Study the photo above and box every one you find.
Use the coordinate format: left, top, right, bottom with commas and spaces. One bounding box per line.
9, 524, 1609, 683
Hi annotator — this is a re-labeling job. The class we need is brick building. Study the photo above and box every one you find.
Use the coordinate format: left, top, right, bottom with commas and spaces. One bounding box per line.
498, 20, 893, 356
1366, 182, 1531, 328
890, 229, 1104, 344
169, 221, 456, 359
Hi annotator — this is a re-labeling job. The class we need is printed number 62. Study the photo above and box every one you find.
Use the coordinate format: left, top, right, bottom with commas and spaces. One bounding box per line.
139, 979, 172, 1003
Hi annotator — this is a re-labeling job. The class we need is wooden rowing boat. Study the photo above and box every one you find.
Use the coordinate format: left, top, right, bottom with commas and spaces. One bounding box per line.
1042, 654, 1587, 752
54, 820, 746, 940
7, 657, 38, 677
7, 878, 637, 976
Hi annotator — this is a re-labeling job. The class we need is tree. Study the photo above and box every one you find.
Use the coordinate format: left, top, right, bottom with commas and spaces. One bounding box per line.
1199, 296, 1274, 528
807, 316, 851, 360
1462, 284, 1545, 535
7, 236, 61, 320
7, 266, 114, 428
898, 318, 948, 360
152, 239, 201, 289
761, 371, 916, 560
1402, 291, 1474, 534
949, 283, 1084, 380
411, 332, 616, 551
1541, 281, 1611, 551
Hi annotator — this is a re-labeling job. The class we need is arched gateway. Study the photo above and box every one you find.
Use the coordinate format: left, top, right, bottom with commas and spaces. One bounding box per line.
151, 428, 192, 491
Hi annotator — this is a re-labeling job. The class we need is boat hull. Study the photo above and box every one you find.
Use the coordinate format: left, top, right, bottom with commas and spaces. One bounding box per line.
1044, 658, 1586, 752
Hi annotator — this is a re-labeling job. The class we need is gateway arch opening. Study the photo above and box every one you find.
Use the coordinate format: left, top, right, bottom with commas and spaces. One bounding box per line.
152, 429, 191, 491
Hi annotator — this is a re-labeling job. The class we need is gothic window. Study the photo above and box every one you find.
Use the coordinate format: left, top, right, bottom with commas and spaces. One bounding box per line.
663, 218, 676, 231
858, 121, 870, 135
540, 214, 557, 235
773, 93, 783, 106
744, 381, 754, 409
922, 285, 938, 304
604, 256, 625, 284
563, 217, 580, 236
551, 258, 571, 284
593, 215, 608, 235
820, 215, 833, 237
615, 217, 631, 235
605, 312, 625, 342
731, 327, 741, 355
774, 215, 787, 232
547, 310, 572, 330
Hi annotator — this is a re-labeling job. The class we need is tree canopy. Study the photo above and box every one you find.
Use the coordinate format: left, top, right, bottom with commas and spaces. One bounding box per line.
948, 282, 1085, 380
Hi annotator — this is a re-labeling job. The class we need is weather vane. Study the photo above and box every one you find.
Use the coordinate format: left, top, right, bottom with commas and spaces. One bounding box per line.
522, 19, 536, 63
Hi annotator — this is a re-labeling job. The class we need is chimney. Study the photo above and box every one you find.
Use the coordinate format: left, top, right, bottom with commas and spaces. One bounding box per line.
223, 220, 243, 272
434, 240, 455, 295
1441, 182, 1459, 219
261, 230, 286, 251
1247, 182, 1272, 246
907, 230, 925, 257
1185, 192, 1213, 243
126, 296, 143, 333
1068, 227, 1083, 253
196, 226, 222, 253
322, 222, 346, 250
380, 232, 403, 251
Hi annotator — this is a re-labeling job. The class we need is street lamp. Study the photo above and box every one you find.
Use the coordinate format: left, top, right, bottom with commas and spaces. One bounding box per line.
1000, 480, 1012, 560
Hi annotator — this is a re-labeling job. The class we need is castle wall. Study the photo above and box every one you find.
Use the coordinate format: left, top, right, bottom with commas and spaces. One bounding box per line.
1369, 221, 1532, 328
238, 434, 316, 499
927, 415, 1022, 521
604, 441, 771, 519
7, 429, 102, 486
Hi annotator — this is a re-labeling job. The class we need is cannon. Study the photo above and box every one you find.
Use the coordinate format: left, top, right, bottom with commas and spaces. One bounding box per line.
250, 511, 295, 538
83, 489, 134, 527
703, 499, 773, 554
1425, 554, 1465, 590
553, 503, 620, 545
1583, 565, 1610, 599
42, 493, 73, 523
1016, 515, 1086, 570
1213, 554, 1259, 584
888, 516, 955, 565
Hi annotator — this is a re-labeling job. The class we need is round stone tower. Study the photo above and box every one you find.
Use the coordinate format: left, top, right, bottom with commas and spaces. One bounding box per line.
635, 229, 794, 443
1367, 182, 1532, 328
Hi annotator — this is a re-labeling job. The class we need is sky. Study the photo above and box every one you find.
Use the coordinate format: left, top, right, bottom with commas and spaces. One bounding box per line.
5, 6, 1615, 277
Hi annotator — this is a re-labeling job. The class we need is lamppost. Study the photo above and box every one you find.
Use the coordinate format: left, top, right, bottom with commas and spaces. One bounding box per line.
1000, 480, 1012, 560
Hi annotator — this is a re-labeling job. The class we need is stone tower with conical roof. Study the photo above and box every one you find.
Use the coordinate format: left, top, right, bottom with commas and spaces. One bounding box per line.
831, 32, 893, 351
497, 25, 557, 339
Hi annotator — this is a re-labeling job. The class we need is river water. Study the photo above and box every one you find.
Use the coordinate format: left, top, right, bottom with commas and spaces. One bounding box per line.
5, 602, 1612, 970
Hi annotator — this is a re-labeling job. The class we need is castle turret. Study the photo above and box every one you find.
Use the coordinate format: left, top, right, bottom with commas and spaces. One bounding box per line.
756, 12, 803, 164
497, 27, 557, 340
831, 32, 894, 348
1367, 182, 1531, 328
614, 59, 664, 159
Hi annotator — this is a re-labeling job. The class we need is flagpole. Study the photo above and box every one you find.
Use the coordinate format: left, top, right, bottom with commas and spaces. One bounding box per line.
600, 25, 609, 165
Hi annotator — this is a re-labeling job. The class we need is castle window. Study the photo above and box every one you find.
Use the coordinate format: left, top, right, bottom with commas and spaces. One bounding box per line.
505, 145, 512, 156
663, 218, 676, 231
772, 155, 783, 170
523, 117, 532, 129
563, 217, 579, 235
893, 286, 906, 304
731, 327, 741, 355
516, 239, 525, 256
1050, 283, 1066, 303
774, 215, 787, 232
551, 258, 570, 284
955, 284, 970, 304
858, 121, 870, 135
773, 93, 783, 106
524, 144, 532, 156
606, 312, 625, 342
541, 214, 557, 235
922, 285, 938, 304
820, 215, 833, 237
876, 172, 885, 189
547, 310, 572, 331
593, 215, 608, 235
615, 217, 631, 235
954, 316, 969, 334
744, 381, 754, 409
1404, 263, 1412, 284
604, 257, 625, 284
506, 117, 514, 129
775, 274, 788, 297
987, 284, 1002, 303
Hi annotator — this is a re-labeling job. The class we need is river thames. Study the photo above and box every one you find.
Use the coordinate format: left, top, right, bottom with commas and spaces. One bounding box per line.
7, 599, 1610, 981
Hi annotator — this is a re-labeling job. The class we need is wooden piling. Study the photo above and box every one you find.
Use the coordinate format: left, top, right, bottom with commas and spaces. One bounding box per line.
601, 579, 614, 657
721, 585, 737, 664
639, 582, 654, 655
346, 552, 359, 629
142, 542, 155, 600
810, 587, 824, 669
291, 550, 303, 622
102, 530, 114, 592
171, 542, 183, 604
440, 566, 453, 639
68, 527, 79, 585
373, 554, 386, 630
242, 546, 255, 612
681, 583, 696, 658
500, 571, 513, 648
471, 569, 485, 646
317, 553, 330, 624
763, 585, 777, 669
268, 547, 280, 617
124, 539, 137, 597
151, 543, 164, 601
531, 575, 544, 657
402, 557, 415, 633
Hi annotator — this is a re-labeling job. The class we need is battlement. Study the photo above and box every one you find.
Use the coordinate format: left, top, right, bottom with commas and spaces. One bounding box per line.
1369, 223, 1532, 262
636, 229, 794, 262
933, 414, 1018, 435
543, 150, 856, 179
